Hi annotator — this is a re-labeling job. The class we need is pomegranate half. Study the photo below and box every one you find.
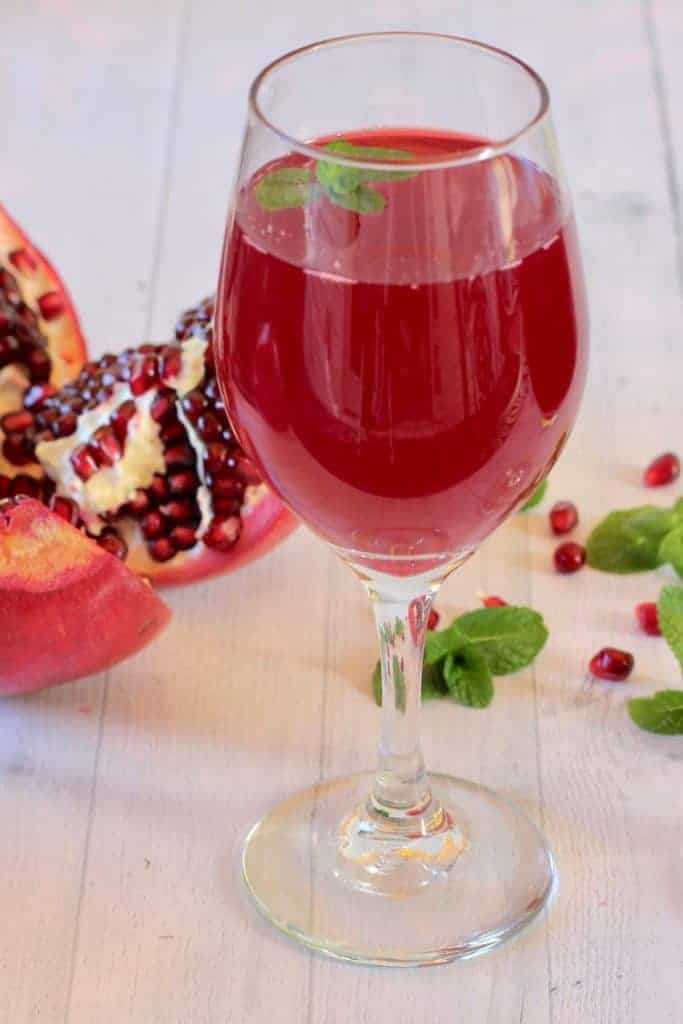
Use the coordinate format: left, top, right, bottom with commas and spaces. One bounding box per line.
0, 496, 171, 696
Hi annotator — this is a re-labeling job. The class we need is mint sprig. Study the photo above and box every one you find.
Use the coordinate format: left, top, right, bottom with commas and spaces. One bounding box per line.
586, 505, 677, 574
628, 585, 683, 735
372, 604, 548, 710
254, 141, 417, 215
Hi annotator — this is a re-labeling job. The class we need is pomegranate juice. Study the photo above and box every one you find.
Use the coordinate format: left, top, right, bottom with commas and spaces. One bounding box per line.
218, 130, 588, 562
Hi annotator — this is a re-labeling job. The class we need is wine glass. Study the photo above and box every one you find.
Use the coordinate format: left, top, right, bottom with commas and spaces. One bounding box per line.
215, 32, 588, 966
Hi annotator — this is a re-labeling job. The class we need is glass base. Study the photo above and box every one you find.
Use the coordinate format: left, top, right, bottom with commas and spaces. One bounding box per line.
242, 772, 555, 966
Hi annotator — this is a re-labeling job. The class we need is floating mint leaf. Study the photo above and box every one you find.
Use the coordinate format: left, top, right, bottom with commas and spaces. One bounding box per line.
586, 506, 675, 574
659, 526, 683, 579
658, 585, 683, 672
628, 690, 683, 734
443, 648, 494, 708
326, 185, 385, 213
254, 166, 313, 210
452, 606, 548, 675
520, 479, 548, 511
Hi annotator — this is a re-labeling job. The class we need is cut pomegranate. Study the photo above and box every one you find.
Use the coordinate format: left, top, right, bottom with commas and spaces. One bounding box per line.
635, 601, 661, 636
427, 608, 440, 630
643, 452, 680, 487
554, 541, 586, 574
549, 500, 578, 535
589, 647, 634, 682
0, 497, 170, 696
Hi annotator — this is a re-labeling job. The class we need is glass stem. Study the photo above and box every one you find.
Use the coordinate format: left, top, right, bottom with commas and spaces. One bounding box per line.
366, 579, 442, 831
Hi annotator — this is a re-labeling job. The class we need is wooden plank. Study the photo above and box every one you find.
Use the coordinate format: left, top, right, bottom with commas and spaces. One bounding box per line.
0, 2, 187, 1021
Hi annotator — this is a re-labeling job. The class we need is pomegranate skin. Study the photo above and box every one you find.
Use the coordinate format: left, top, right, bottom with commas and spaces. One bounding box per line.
0, 498, 170, 696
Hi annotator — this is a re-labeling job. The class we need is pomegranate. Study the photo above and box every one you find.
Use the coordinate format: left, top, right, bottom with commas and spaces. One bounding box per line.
554, 541, 586, 574
549, 500, 578, 535
635, 601, 661, 636
0, 496, 170, 696
589, 647, 634, 682
643, 452, 680, 487
1, 296, 295, 585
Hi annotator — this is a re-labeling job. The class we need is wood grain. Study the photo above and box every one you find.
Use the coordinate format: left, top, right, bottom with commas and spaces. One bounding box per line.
1, 1, 681, 1021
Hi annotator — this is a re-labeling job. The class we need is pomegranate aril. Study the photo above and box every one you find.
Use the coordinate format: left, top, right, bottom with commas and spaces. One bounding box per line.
70, 444, 99, 481
0, 475, 9, 498
159, 499, 195, 522
149, 473, 170, 501
53, 412, 78, 438
91, 426, 122, 467
25, 346, 51, 381
549, 500, 578, 535
589, 647, 634, 682
160, 419, 185, 444
2, 432, 35, 466
111, 399, 136, 442
427, 608, 440, 630
236, 455, 261, 485
141, 510, 167, 539
150, 389, 175, 423
203, 514, 241, 551
164, 444, 194, 469
643, 452, 680, 487
205, 443, 229, 474
197, 412, 222, 441
37, 291, 65, 321
1, 410, 33, 432
9, 248, 38, 275
160, 346, 182, 383
148, 536, 177, 562
482, 595, 508, 608
170, 525, 197, 550
9, 474, 41, 499
130, 355, 159, 395
96, 528, 128, 561
635, 601, 661, 636
554, 541, 586, 574
210, 475, 244, 500
212, 497, 242, 516
181, 389, 206, 421
126, 488, 152, 516
49, 495, 80, 524
169, 470, 198, 495
23, 383, 57, 410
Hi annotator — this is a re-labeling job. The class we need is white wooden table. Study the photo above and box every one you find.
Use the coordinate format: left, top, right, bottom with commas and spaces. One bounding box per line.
2, 2, 682, 1021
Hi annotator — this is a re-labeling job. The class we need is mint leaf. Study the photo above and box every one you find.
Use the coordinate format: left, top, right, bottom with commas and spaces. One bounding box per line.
443, 648, 494, 708
628, 690, 683, 734
254, 166, 313, 210
392, 654, 406, 713
452, 606, 548, 675
658, 585, 683, 672
326, 185, 385, 213
372, 661, 382, 706
520, 479, 548, 511
659, 526, 683, 578
586, 506, 675, 573
673, 497, 683, 523
424, 624, 465, 666
320, 141, 416, 186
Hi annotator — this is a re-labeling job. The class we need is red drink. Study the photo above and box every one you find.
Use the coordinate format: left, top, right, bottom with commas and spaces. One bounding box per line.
217, 130, 588, 566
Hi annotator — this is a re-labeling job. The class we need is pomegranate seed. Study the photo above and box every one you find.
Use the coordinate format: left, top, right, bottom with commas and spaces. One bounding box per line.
164, 444, 194, 469
111, 400, 136, 442
150, 389, 175, 423
197, 412, 222, 441
1, 410, 33, 432
49, 495, 80, 524
643, 452, 680, 487
205, 443, 230, 474
549, 500, 578, 535
141, 510, 167, 539
9, 474, 41, 498
9, 248, 38, 274
236, 455, 261, 484
37, 291, 65, 320
181, 389, 206, 421
427, 608, 440, 630
130, 355, 159, 395
160, 346, 182, 383
96, 528, 128, 560
203, 514, 241, 551
126, 489, 151, 516
91, 426, 122, 467
2, 432, 35, 466
554, 541, 586, 574
70, 444, 99, 481
0, 475, 9, 498
53, 412, 78, 438
482, 595, 508, 608
169, 470, 198, 495
212, 497, 242, 516
25, 347, 51, 381
210, 475, 244, 499
159, 499, 195, 522
148, 536, 177, 562
149, 474, 170, 501
635, 601, 661, 636
170, 525, 197, 550
23, 383, 57, 410
160, 419, 185, 444
589, 647, 634, 682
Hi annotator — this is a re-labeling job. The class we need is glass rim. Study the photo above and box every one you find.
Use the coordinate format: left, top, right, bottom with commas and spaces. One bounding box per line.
248, 31, 551, 172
